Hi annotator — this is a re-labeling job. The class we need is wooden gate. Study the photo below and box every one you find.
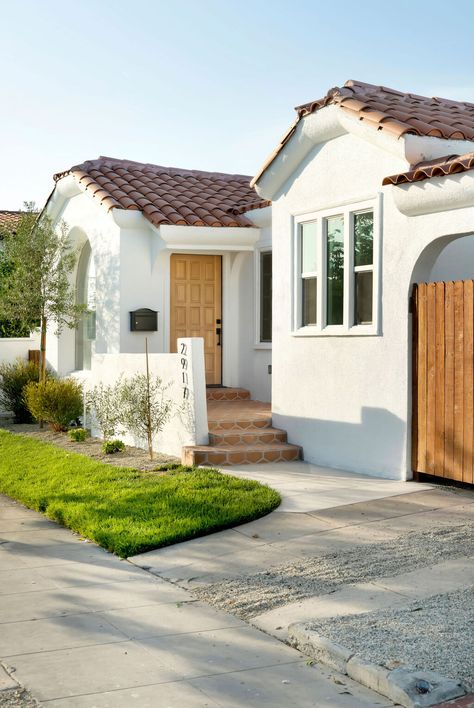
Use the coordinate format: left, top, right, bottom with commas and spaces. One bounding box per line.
412, 280, 474, 484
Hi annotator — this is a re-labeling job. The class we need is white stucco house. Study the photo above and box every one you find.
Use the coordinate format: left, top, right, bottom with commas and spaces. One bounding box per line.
39, 158, 277, 460
252, 79, 474, 481
23, 79, 474, 480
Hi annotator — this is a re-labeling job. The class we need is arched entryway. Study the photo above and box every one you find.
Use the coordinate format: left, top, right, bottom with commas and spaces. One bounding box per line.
75, 240, 96, 370
410, 233, 474, 485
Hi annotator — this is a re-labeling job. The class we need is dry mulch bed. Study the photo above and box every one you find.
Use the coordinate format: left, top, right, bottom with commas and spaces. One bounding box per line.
0, 419, 178, 471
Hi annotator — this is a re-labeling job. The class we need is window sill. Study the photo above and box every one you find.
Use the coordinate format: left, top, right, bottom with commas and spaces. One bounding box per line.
292, 324, 380, 337
254, 342, 272, 350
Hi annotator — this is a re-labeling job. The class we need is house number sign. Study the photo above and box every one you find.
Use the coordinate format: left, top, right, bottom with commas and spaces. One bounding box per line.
180, 342, 190, 400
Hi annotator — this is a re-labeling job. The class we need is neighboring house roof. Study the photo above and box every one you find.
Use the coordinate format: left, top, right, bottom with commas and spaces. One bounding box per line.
252, 80, 474, 187
383, 152, 474, 185
54, 157, 267, 228
0, 210, 23, 232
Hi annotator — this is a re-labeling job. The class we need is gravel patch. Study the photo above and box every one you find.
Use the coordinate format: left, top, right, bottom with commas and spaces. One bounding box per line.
307, 587, 474, 692
0, 421, 178, 471
194, 523, 474, 618
0, 688, 39, 707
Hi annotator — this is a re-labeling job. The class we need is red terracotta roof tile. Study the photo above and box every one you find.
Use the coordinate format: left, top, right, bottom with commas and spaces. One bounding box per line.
383, 152, 474, 185
0, 210, 23, 232
253, 80, 474, 186
54, 157, 268, 228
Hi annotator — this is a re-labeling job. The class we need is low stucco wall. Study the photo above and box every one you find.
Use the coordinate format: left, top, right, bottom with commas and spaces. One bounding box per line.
75, 337, 208, 458
0, 333, 40, 367
0, 332, 41, 415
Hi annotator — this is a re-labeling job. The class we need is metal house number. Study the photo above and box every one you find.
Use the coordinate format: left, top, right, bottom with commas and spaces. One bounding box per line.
180, 342, 189, 400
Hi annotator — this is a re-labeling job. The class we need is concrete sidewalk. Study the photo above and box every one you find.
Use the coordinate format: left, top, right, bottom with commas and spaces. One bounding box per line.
129, 461, 434, 585
0, 492, 392, 707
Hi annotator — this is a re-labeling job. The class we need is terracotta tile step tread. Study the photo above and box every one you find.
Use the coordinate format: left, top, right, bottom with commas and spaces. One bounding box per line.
209, 428, 287, 445
208, 418, 273, 431
182, 442, 302, 466
206, 387, 251, 401
206, 441, 297, 451
207, 400, 270, 413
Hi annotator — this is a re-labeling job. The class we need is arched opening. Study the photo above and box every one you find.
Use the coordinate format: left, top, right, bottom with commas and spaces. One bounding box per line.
75, 240, 96, 370
409, 231, 474, 485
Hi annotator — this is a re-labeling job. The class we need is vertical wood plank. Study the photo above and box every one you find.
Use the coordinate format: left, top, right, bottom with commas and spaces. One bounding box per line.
434, 282, 445, 476
444, 281, 455, 481
416, 283, 428, 472
463, 280, 474, 484
453, 280, 464, 481
426, 282, 437, 474
411, 285, 419, 473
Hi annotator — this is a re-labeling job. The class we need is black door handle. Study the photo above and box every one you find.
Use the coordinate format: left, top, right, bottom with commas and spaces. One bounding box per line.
216, 327, 222, 346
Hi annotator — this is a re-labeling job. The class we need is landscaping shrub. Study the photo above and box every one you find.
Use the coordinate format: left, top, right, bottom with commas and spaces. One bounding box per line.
0, 359, 43, 422
25, 378, 83, 431
119, 374, 175, 460
102, 439, 125, 454
85, 379, 124, 440
68, 427, 88, 442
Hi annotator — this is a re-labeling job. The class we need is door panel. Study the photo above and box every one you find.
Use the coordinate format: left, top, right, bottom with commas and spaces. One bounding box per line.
170, 254, 222, 385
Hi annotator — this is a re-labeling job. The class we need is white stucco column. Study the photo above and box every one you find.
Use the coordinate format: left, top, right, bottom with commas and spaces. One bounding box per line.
177, 337, 209, 446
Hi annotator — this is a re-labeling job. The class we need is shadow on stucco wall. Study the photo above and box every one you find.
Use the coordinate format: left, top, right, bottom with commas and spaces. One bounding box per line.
273, 406, 406, 479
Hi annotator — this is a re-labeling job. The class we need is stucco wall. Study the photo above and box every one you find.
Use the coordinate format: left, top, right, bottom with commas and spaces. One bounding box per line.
75, 338, 208, 458
270, 130, 474, 479
0, 332, 41, 415
0, 333, 40, 367
430, 235, 474, 281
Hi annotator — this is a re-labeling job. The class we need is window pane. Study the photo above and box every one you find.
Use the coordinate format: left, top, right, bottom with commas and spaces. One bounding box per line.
260, 251, 272, 342
302, 277, 317, 326
326, 216, 344, 325
354, 211, 373, 267
301, 222, 317, 273
355, 270, 373, 325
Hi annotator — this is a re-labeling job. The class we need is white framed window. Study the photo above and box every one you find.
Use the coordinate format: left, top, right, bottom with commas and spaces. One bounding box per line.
293, 195, 381, 336
254, 246, 272, 347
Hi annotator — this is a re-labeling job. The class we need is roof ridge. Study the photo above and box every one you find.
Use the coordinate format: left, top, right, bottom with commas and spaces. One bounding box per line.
63, 156, 253, 182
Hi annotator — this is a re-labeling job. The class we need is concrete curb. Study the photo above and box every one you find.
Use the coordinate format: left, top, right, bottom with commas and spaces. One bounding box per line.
288, 623, 466, 708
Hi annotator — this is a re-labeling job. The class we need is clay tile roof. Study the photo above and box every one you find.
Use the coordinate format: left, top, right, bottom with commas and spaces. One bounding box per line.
382, 152, 474, 185
252, 79, 474, 186
54, 157, 268, 228
295, 80, 474, 140
0, 210, 23, 232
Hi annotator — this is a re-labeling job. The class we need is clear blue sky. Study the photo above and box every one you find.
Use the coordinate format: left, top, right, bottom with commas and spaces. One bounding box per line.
2, 0, 474, 209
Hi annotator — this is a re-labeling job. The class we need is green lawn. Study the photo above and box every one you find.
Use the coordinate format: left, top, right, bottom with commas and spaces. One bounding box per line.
0, 430, 280, 557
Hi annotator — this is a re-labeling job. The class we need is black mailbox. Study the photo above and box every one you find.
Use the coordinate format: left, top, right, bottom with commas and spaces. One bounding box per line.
130, 308, 158, 332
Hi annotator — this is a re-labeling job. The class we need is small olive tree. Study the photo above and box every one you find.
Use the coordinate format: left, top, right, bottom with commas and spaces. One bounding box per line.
0, 203, 86, 385
119, 374, 175, 460
85, 379, 124, 440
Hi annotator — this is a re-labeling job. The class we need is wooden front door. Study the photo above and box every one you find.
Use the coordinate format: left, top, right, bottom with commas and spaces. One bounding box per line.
170, 254, 222, 385
412, 280, 474, 484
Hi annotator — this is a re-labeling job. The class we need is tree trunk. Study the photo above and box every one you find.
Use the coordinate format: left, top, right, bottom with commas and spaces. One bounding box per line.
40, 315, 47, 385
39, 315, 47, 429
145, 337, 153, 460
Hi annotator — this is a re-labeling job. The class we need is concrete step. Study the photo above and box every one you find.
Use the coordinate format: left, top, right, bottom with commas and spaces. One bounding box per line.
209, 427, 288, 446
182, 442, 302, 466
206, 387, 250, 401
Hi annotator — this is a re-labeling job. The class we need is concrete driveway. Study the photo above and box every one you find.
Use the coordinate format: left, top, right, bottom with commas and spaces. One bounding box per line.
0, 484, 393, 707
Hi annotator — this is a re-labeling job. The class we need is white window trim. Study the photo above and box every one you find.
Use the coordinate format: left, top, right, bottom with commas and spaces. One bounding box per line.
254, 245, 272, 349
292, 194, 382, 337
